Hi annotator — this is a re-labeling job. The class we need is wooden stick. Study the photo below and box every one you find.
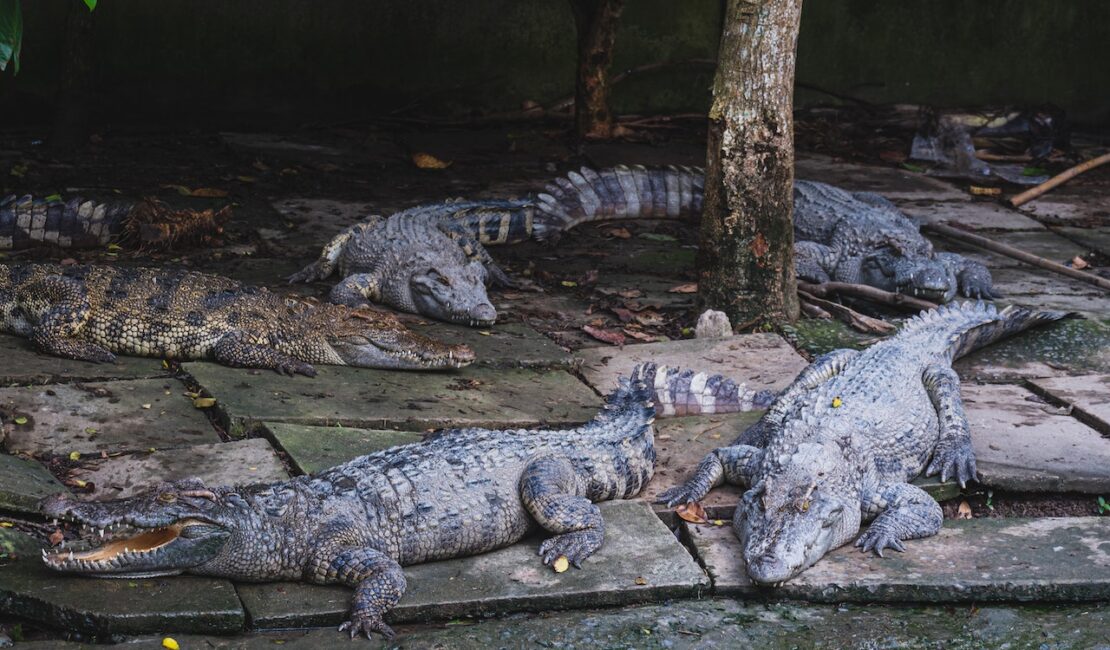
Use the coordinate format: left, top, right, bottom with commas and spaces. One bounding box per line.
924, 222, 1110, 291
798, 290, 896, 335
798, 281, 938, 312
1009, 152, 1110, 208
974, 150, 1032, 163
799, 297, 832, 319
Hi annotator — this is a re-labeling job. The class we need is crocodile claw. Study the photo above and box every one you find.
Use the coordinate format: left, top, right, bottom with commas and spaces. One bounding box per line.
339, 610, 395, 640
654, 484, 704, 508
925, 442, 978, 488
854, 526, 906, 557
539, 530, 602, 569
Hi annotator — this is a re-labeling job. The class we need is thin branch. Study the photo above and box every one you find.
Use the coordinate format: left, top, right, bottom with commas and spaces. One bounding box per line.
1009, 152, 1110, 208
797, 281, 938, 312
798, 290, 897, 334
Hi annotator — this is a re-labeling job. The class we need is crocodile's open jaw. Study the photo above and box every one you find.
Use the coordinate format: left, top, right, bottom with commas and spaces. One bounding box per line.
42, 518, 228, 577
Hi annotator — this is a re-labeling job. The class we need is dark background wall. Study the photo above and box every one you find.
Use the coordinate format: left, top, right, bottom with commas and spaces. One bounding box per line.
2, 0, 1108, 128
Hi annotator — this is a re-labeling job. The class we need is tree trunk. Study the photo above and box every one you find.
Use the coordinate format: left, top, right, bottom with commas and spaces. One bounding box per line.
568, 0, 625, 140
697, 0, 802, 329
51, 1, 94, 150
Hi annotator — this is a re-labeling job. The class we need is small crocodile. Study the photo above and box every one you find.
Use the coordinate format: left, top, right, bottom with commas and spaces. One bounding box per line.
0, 263, 472, 374
657, 302, 1068, 584
1, 194, 230, 250
40, 364, 771, 638
292, 167, 994, 326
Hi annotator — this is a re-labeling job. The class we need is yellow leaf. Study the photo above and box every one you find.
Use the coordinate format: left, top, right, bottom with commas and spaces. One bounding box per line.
68, 451, 81, 461
162, 638, 180, 650
0, 522, 13, 528
831, 396, 843, 408
560, 280, 578, 287
969, 185, 1002, 197
634, 576, 647, 585
141, 403, 152, 409
193, 397, 217, 408
713, 519, 725, 526
552, 556, 569, 573
412, 152, 452, 169
73, 479, 87, 488
13, 416, 27, 425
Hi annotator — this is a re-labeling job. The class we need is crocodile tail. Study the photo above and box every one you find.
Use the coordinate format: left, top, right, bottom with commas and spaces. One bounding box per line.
899, 301, 1073, 361
0, 194, 130, 249
531, 165, 704, 240
628, 362, 775, 418
438, 199, 539, 246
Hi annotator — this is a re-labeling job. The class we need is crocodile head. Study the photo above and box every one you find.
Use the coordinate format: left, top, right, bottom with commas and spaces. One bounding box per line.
322, 305, 476, 369
408, 260, 498, 327
859, 251, 957, 303
736, 441, 862, 585
40, 479, 253, 578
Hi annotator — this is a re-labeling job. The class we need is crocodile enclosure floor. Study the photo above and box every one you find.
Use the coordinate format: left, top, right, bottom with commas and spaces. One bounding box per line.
1, 124, 1108, 647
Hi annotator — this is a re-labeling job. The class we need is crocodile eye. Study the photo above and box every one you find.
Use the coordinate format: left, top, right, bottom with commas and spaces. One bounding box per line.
158, 493, 177, 503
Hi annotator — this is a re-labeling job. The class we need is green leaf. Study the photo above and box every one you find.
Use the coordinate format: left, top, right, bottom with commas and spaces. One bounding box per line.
1021, 166, 1048, 177
0, 0, 23, 74
900, 162, 927, 173
83, 0, 97, 10
44, 193, 63, 202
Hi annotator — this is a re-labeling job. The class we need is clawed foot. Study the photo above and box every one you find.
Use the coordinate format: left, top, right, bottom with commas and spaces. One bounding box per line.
273, 359, 317, 377
287, 264, 324, 285
339, 609, 395, 640
925, 442, 978, 487
854, 524, 907, 557
539, 530, 602, 569
655, 483, 706, 508
960, 283, 1001, 300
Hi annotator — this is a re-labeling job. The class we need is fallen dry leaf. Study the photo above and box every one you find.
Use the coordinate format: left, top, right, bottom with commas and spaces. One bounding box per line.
605, 227, 632, 239
1071, 256, 1090, 270
552, 556, 570, 573
193, 397, 217, 408
667, 283, 697, 294
611, 307, 635, 323
622, 328, 658, 342
189, 187, 229, 198
634, 576, 647, 585
969, 185, 1002, 197
582, 325, 625, 346
617, 289, 642, 299
957, 501, 973, 519
412, 152, 452, 169
675, 501, 709, 525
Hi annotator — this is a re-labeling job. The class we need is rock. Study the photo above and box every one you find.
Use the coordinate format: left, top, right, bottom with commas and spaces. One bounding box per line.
0, 453, 66, 514
695, 310, 733, 339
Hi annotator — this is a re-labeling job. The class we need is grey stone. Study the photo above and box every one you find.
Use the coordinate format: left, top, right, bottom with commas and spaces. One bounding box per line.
964, 383, 1110, 493
73, 439, 289, 501
988, 231, 1090, 264
0, 453, 66, 514
263, 422, 423, 474
897, 199, 1045, 231
1, 379, 219, 456
1019, 192, 1110, 224
695, 310, 733, 339
1055, 226, 1110, 258
183, 363, 601, 436
795, 154, 968, 201
398, 321, 576, 369
954, 317, 1110, 381
578, 334, 808, 396
0, 335, 170, 386
236, 500, 709, 628
1028, 374, 1110, 435
0, 528, 244, 635
687, 516, 1110, 601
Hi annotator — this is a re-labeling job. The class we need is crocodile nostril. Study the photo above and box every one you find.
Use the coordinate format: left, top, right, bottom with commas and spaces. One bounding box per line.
469, 303, 496, 323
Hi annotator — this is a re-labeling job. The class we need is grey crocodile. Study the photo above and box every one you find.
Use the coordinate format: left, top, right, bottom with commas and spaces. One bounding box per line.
291, 167, 995, 326
40, 364, 771, 639
657, 302, 1069, 584
1, 194, 230, 250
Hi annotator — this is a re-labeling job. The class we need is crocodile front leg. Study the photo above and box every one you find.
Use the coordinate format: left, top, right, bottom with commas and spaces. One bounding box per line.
922, 364, 978, 486
288, 221, 377, 284
656, 444, 762, 506
857, 482, 943, 556
213, 332, 317, 377
520, 454, 604, 569
329, 273, 382, 307
935, 252, 999, 300
794, 241, 837, 284
308, 544, 406, 639
24, 275, 116, 362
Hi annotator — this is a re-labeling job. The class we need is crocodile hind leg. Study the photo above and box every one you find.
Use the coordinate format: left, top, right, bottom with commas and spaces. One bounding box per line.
287, 221, 377, 284
520, 454, 604, 569
25, 275, 116, 362
213, 332, 317, 377
307, 543, 406, 639
655, 444, 763, 506
857, 482, 943, 556
922, 364, 978, 486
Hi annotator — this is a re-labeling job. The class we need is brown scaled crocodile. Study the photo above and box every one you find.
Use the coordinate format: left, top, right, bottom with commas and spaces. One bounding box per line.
0, 263, 473, 374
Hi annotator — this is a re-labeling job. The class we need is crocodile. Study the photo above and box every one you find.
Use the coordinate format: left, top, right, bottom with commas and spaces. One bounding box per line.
1, 194, 230, 251
291, 167, 995, 326
40, 364, 772, 639
657, 302, 1069, 585
0, 263, 473, 374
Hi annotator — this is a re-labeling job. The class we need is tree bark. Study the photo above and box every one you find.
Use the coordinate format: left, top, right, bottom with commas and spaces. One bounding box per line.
51, 1, 94, 150
697, 0, 802, 328
568, 0, 625, 140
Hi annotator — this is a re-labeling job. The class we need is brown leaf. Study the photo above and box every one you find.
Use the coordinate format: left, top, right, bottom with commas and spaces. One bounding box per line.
581, 325, 625, 346
878, 150, 907, 163
188, 187, 229, 198
49, 528, 64, 546
957, 501, 973, 520
605, 227, 632, 239
750, 232, 770, 258
675, 501, 709, 525
610, 307, 635, 323
634, 576, 648, 586
969, 185, 1002, 197
412, 152, 453, 169
667, 283, 697, 294
622, 328, 658, 342
1071, 256, 1090, 270
617, 289, 642, 299
633, 309, 665, 327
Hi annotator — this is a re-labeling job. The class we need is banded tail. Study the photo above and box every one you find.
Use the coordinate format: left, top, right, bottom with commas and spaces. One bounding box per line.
0, 194, 130, 249
898, 302, 1073, 361
627, 362, 774, 418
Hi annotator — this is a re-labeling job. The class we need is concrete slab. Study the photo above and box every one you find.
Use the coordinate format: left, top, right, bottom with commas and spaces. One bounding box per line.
954, 317, 1110, 381
0, 528, 244, 635
269, 197, 376, 252
1028, 374, 1110, 436
688, 516, 1110, 602
183, 363, 601, 436
578, 334, 808, 397
236, 500, 709, 628
964, 383, 1110, 494
1019, 193, 1110, 224
0, 453, 66, 514
989, 231, 1090, 264
897, 200, 1045, 231
1, 379, 219, 456
988, 267, 1103, 298
1054, 226, 1110, 258
73, 439, 289, 501
400, 321, 576, 370
263, 422, 423, 474
795, 154, 968, 202
0, 334, 170, 386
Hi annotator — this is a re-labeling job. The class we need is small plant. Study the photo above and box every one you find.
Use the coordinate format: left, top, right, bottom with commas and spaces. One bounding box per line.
985, 490, 994, 511
1, 0, 97, 74
1098, 496, 1109, 515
